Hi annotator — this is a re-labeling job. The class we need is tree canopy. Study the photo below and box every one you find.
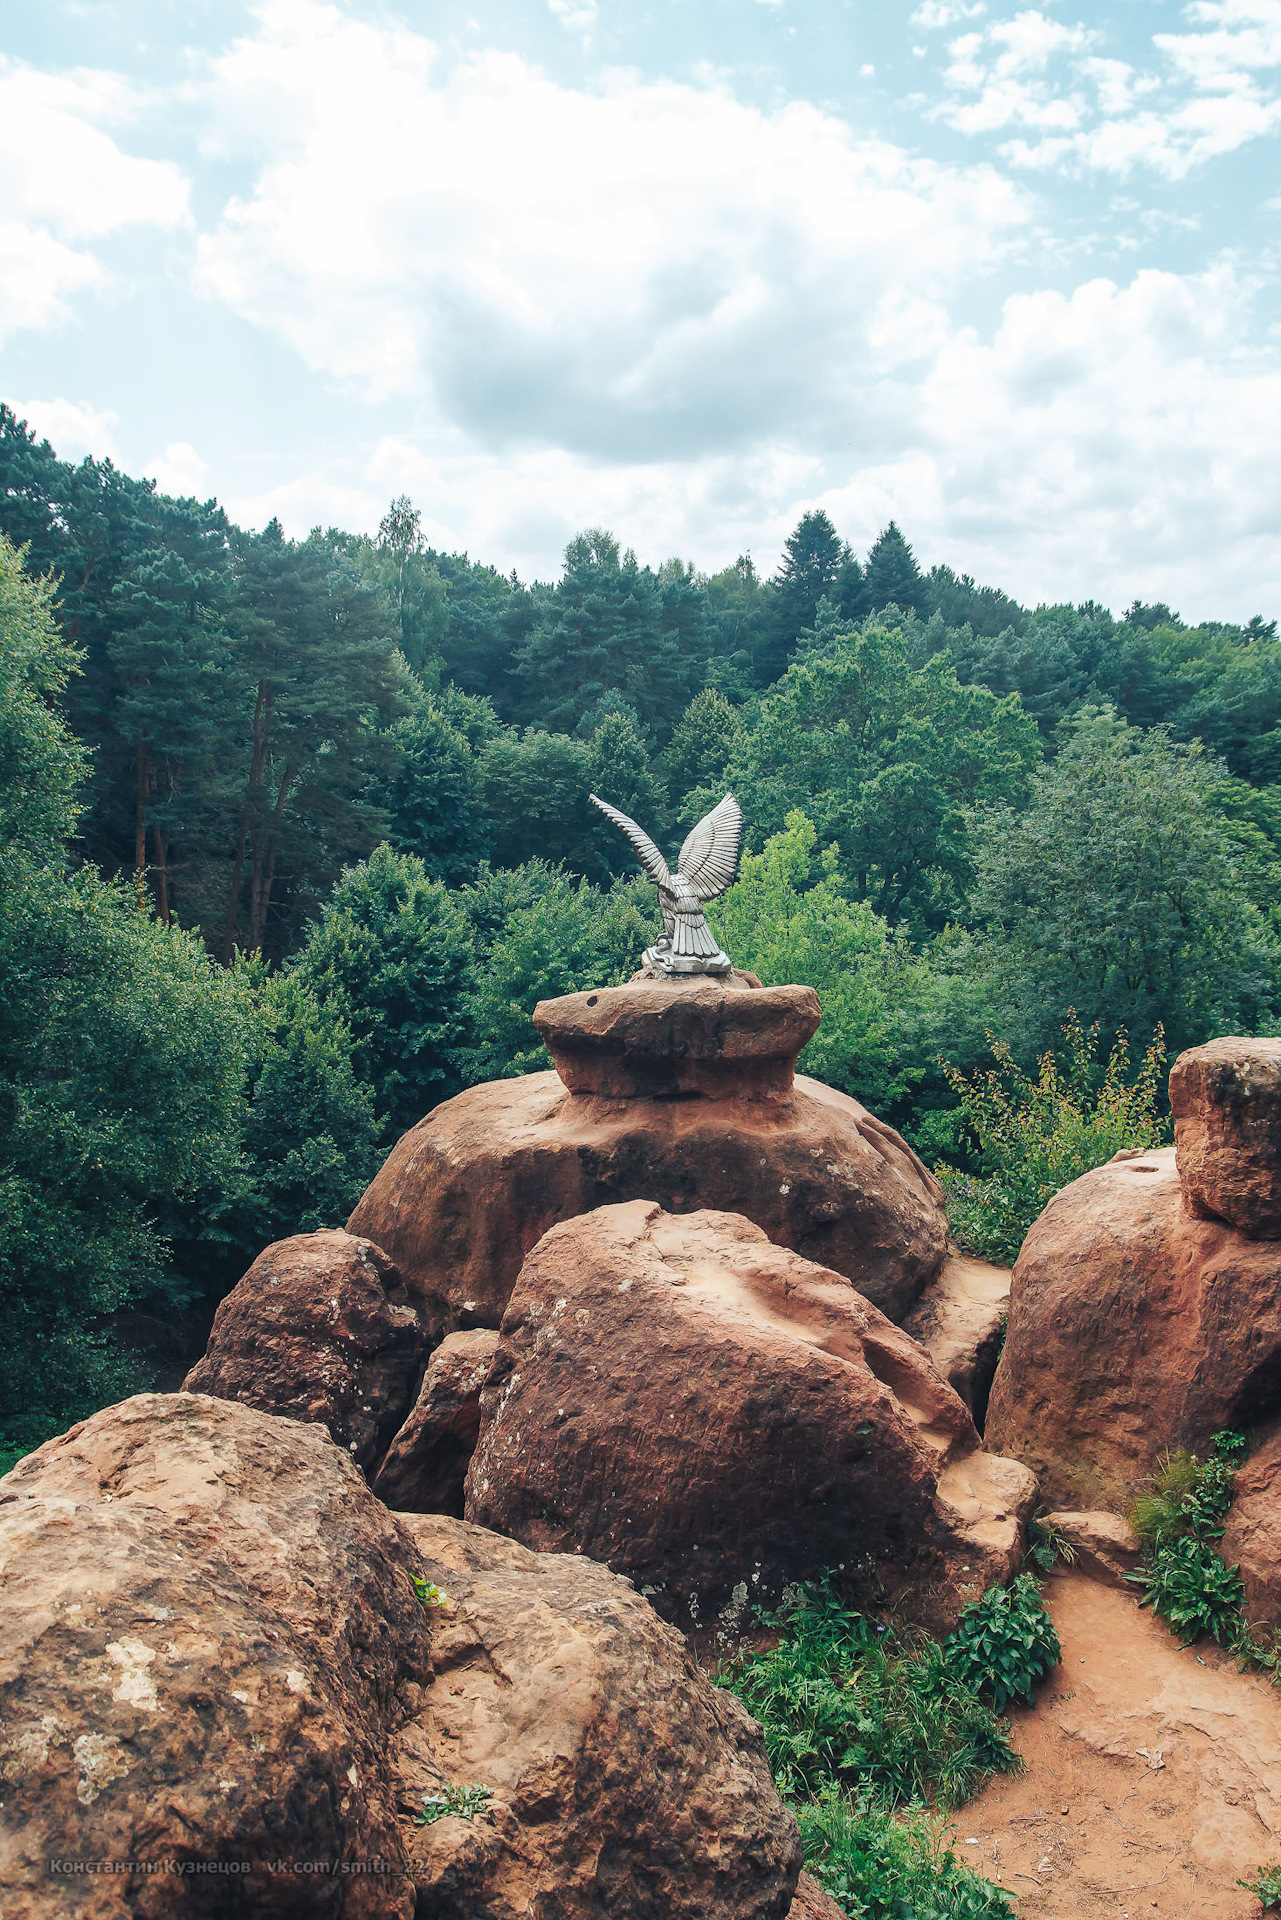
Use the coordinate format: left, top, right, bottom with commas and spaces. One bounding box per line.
3, 405, 1280, 1454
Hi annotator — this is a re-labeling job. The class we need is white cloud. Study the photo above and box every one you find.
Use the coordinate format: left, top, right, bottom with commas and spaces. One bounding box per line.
939, 13, 1099, 139
547, 0, 598, 31
179, 2, 1281, 618
195, 0, 1026, 454
233, 262, 1281, 621
0, 225, 105, 338
935, 1, 1281, 177
146, 441, 212, 497
6, 395, 120, 462
224, 470, 384, 537
3, 1, 1277, 622
815, 264, 1281, 617
911, 2, 985, 27
0, 57, 189, 342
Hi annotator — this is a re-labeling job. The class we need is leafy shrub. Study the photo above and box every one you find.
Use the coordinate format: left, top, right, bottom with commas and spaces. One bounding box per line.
797, 1785, 1015, 1919
719, 1579, 1042, 1919
1241, 1861, 1281, 1910
1132, 1534, 1245, 1645
723, 1581, 1018, 1809
1128, 1432, 1248, 1646
1130, 1436, 1240, 1554
943, 1574, 1062, 1712
935, 1013, 1167, 1264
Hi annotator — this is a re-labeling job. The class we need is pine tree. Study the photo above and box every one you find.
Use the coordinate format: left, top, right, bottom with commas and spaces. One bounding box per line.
664, 688, 742, 809
289, 843, 475, 1137
863, 522, 926, 615
379, 676, 494, 883
586, 709, 669, 877
514, 530, 689, 734
369, 497, 449, 674
703, 554, 768, 697
108, 496, 234, 921
218, 523, 405, 958
760, 509, 845, 683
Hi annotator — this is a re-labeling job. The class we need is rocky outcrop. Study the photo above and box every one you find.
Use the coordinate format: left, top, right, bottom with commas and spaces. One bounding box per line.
1171, 1036, 1281, 1238
0, 1394, 801, 1920
396, 1512, 801, 1919
901, 1253, 1011, 1426
183, 1230, 425, 1472
348, 977, 948, 1331
0, 1392, 428, 1918
1040, 1510, 1143, 1589
371, 1328, 499, 1515
985, 1148, 1281, 1509
465, 1201, 1034, 1629
1221, 1424, 1281, 1631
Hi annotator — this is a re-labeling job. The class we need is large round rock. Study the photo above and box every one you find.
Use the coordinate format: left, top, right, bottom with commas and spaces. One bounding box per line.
986, 1147, 1281, 1509
0, 1394, 800, 1920
465, 1201, 1034, 1628
1221, 1423, 1281, 1632
347, 977, 948, 1331
183, 1229, 425, 1471
396, 1513, 801, 1920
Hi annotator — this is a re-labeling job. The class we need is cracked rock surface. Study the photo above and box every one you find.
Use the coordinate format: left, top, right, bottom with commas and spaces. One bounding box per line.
466, 1200, 1033, 1629
0, 1393, 799, 1920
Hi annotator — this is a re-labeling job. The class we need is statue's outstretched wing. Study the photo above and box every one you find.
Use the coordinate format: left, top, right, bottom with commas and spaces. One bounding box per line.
678, 793, 743, 901
589, 793, 671, 887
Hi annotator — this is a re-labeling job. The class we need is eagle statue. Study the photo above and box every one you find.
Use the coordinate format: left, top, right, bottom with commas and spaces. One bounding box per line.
589, 791, 743, 976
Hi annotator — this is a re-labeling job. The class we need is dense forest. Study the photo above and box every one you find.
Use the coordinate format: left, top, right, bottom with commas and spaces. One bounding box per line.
3, 399, 1280, 1460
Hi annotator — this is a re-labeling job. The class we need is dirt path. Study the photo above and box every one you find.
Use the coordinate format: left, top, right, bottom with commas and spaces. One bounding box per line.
959, 1571, 1281, 1918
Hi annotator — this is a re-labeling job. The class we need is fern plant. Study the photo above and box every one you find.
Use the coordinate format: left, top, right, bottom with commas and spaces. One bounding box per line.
798, 1785, 1015, 1919
722, 1580, 1018, 1809
1128, 1432, 1249, 1646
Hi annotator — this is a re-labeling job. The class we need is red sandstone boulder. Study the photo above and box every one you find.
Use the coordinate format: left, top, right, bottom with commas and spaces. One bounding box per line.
985, 1147, 1281, 1510
183, 1230, 425, 1472
0, 1395, 801, 1920
371, 1328, 500, 1515
348, 981, 948, 1331
465, 1202, 1034, 1630
0, 1393, 429, 1918
1171, 1037, 1281, 1238
901, 1253, 1011, 1425
394, 1513, 801, 1919
1221, 1424, 1281, 1631
1039, 1510, 1143, 1589
788, 1875, 849, 1919
534, 977, 820, 1099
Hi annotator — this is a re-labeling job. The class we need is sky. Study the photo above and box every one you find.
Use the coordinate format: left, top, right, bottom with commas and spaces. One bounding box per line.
2, 0, 1281, 617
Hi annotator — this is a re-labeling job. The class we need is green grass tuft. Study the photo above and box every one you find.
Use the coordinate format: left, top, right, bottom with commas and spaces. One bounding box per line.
797, 1786, 1015, 1919
720, 1574, 1062, 1917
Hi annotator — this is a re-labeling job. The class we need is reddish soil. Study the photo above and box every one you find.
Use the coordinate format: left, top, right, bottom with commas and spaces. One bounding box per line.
960, 1571, 1281, 1917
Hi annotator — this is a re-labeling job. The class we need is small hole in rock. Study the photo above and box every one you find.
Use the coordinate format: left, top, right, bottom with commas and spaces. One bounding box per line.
586, 995, 598, 1006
